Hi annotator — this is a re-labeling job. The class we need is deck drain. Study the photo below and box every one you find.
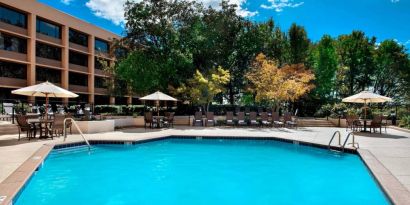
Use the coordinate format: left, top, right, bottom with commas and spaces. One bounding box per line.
0, 195, 6, 202
32, 156, 42, 160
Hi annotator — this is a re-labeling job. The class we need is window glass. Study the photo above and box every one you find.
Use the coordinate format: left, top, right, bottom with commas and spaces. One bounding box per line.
0, 6, 27, 28
69, 51, 88, 66
0, 32, 27, 53
0, 61, 26, 79
95, 76, 107, 88
69, 72, 88, 86
95, 38, 109, 53
36, 42, 61, 60
36, 18, 61, 39
36, 67, 61, 83
69, 29, 88, 47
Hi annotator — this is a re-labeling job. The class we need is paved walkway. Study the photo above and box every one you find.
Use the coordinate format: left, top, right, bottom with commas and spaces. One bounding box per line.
1, 126, 410, 203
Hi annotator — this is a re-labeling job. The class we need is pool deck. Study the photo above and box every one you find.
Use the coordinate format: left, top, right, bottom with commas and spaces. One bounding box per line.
1, 126, 410, 204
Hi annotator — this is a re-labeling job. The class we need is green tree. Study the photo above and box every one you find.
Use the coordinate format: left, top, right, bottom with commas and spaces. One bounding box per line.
373, 39, 410, 100
336, 31, 376, 97
311, 35, 338, 99
172, 67, 230, 111
288, 23, 310, 64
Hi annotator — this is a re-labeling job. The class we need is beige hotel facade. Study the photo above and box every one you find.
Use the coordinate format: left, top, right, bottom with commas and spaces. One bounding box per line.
0, 0, 132, 105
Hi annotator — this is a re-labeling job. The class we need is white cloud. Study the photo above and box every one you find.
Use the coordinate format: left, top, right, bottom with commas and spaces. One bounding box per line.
85, 0, 257, 26
61, 0, 73, 5
261, 0, 304, 12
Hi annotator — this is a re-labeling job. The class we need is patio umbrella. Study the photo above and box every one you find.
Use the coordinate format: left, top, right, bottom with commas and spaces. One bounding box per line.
140, 91, 177, 116
342, 90, 392, 119
11, 81, 78, 119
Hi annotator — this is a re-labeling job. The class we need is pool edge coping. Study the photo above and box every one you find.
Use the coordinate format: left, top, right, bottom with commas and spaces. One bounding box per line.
0, 135, 406, 205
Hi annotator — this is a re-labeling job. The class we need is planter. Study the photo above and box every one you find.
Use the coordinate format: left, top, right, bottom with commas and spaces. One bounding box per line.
72, 120, 115, 134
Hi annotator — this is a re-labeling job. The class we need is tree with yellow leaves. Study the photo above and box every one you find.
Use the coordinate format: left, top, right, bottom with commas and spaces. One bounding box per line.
171, 66, 230, 111
246, 53, 315, 109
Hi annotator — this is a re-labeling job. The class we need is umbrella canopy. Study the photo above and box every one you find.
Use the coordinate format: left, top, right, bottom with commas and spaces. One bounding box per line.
140, 91, 177, 101
11, 81, 78, 98
342, 91, 392, 104
12, 82, 78, 119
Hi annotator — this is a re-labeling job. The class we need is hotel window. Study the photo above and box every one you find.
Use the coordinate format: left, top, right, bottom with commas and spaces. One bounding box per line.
69, 72, 88, 86
95, 38, 109, 53
69, 51, 88, 66
0, 32, 27, 53
69, 29, 88, 47
36, 18, 61, 39
36, 67, 61, 83
95, 57, 109, 70
95, 76, 108, 88
36, 42, 61, 60
0, 6, 27, 28
0, 61, 26, 79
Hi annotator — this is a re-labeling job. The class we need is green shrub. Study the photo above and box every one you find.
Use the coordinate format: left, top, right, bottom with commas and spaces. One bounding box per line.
399, 115, 410, 129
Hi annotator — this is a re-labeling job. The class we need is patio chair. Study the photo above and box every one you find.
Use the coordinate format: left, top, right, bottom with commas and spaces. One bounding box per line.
205, 112, 216, 126
346, 115, 355, 131
267, 108, 273, 117
16, 115, 36, 140
144, 112, 154, 129
235, 107, 240, 116
352, 115, 363, 131
381, 115, 388, 133
369, 115, 383, 133
284, 112, 298, 129
257, 107, 263, 116
193, 111, 203, 126
237, 112, 247, 126
163, 112, 174, 128
260, 112, 271, 127
245, 107, 250, 116
226, 111, 235, 126
249, 112, 259, 126
48, 114, 65, 138
272, 112, 284, 127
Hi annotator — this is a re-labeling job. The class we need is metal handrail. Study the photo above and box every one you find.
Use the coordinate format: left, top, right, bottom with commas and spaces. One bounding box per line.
63, 118, 91, 151
342, 132, 359, 152
328, 131, 341, 150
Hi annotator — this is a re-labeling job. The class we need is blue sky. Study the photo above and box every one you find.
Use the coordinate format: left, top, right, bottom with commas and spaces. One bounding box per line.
40, 0, 410, 48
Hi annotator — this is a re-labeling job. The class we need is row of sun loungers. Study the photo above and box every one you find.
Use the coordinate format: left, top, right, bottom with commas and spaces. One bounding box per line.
194, 111, 298, 128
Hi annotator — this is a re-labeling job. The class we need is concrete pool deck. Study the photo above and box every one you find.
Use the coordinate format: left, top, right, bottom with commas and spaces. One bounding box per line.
0, 126, 410, 204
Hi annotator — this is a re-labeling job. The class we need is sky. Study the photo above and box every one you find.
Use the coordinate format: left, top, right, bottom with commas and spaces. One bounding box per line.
39, 0, 410, 48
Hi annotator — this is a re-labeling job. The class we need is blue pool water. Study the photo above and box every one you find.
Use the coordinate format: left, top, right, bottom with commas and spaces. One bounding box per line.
16, 138, 389, 205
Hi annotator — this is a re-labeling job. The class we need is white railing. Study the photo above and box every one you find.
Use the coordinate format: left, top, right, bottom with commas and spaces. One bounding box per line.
63, 118, 91, 151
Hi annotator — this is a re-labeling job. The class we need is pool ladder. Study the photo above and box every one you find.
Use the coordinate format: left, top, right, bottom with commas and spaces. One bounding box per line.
328, 131, 359, 152
63, 118, 92, 151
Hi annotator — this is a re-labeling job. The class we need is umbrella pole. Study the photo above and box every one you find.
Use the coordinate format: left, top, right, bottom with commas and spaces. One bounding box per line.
157, 100, 159, 117
45, 93, 49, 120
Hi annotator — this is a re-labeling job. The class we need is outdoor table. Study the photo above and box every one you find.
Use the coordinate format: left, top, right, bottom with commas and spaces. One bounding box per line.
28, 119, 53, 139
153, 116, 164, 128
360, 119, 371, 132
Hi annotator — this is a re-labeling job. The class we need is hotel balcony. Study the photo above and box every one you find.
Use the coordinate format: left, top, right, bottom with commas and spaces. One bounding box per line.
0, 77, 27, 88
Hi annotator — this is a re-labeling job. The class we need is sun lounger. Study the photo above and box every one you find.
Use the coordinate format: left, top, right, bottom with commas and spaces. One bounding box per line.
206, 112, 215, 126
237, 112, 247, 126
260, 112, 271, 127
272, 112, 284, 127
193, 111, 203, 126
249, 112, 259, 126
226, 111, 235, 126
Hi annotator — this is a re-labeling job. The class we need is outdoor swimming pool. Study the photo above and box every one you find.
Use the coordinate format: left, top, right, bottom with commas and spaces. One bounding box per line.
16, 138, 389, 205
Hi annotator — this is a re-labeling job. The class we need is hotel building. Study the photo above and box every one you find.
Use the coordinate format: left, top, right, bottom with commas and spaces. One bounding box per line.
0, 0, 130, 105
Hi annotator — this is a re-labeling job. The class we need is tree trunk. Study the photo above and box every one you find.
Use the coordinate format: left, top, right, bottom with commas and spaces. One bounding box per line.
229, 82, 234, 105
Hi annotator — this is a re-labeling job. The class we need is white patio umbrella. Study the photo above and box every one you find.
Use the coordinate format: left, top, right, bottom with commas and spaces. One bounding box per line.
140, 91, 177, 116
342, 90, 392, 119
11, 81, 78, 119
